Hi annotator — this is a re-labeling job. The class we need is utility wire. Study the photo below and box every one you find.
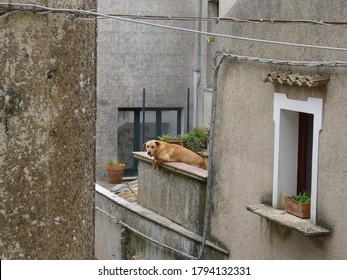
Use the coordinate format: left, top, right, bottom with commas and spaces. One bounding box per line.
217, 52, 347, 67
1, 3, 347, 25
1, 2, 347, 52
96, 14, 347, 26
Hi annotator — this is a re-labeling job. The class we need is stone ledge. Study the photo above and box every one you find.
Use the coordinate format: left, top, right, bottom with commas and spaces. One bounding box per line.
246, 204, 330, 237
133, 151, 208, 182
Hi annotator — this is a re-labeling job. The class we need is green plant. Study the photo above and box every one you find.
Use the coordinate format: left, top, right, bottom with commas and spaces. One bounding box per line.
158, 134, 182, 142
106, 159, 115, 166
183, 127, 210, 153
106, 159, 124, 166
291, 192, 311, 203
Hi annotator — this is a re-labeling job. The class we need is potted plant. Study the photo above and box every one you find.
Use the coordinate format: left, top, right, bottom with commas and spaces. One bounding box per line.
105, 159, 126, 184
284, 192, 311, 219
183, 127, 210, 154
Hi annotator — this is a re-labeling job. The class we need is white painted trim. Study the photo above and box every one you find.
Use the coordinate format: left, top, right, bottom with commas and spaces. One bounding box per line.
273, 93, 323, 224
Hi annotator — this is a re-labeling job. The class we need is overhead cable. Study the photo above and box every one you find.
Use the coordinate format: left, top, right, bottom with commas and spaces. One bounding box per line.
1, 2, 347, 52
217, 52, 347, 67
1, 3, 347, 25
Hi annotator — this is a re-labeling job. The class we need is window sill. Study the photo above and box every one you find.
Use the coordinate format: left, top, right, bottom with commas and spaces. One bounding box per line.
246, 204, 330, 237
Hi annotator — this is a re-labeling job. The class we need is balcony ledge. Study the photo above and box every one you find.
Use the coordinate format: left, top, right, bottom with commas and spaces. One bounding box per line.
246, 204, 330, 237
133, 151, 208, 182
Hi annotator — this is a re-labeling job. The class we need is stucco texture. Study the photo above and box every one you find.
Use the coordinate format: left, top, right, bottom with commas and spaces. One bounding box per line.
209, 0, 347, 259
0, 0, 96, 259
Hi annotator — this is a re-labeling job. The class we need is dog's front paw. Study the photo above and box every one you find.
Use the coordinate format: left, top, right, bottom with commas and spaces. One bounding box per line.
152, 162, 161, 170
153, 163, 161, 169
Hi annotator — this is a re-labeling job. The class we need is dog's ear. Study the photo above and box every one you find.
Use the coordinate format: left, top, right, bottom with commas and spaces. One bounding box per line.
155, 141, 160, 146
142, 143, 146, 150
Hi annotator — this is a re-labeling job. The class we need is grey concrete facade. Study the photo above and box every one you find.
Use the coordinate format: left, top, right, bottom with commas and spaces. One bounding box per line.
96, 0, 198, 178
0, 0, 96, 259
209, 0, 347, 259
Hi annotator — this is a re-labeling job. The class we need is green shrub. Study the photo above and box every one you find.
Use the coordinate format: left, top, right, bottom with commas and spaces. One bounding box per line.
183, 127, 210, 154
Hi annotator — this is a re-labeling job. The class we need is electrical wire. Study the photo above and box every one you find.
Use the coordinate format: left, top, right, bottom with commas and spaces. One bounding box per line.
217, 51, 347, 67
1, 2, 347, 52
198, 53, 227, 260
1, 3, 347, 25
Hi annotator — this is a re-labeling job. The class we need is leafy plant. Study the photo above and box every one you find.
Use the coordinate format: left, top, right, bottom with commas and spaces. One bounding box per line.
291, 192, 311, 203
106, 159, 115, 166
106, 159, 125, 166
183, 127, 210, 154
158, 134, 182, 142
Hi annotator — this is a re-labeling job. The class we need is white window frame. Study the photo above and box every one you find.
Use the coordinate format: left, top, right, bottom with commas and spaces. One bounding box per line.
273, 93, 323, 224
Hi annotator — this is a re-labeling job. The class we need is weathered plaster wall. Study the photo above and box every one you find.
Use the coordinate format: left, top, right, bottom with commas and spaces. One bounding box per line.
209, 0, 347, 259
135, 152, 207, 234
0, 0, 96, 259
96, 0, 196, 178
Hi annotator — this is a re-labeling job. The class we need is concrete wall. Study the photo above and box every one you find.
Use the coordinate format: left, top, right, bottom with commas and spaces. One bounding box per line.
218, 0, 236, 17
95, 210, 122, 259
95, 156, 228, 260
208, 0, 347, 259
96, 0, 197, 178
0, 0, 96, 259
135, 152, 207, 234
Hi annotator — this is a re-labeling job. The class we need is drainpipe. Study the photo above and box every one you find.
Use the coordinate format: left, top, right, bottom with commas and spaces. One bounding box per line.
192, 0, 202, 129
198, 52, 227, 260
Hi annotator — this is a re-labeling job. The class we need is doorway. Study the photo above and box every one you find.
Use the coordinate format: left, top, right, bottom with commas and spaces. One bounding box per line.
118, 108, 182, 176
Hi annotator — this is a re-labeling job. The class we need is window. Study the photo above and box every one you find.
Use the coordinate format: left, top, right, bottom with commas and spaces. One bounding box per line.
118, 108, 182, 176
273, 93, 323, 224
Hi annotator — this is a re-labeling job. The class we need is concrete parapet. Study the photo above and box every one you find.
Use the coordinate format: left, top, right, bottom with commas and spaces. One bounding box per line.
134, 152, 208, 234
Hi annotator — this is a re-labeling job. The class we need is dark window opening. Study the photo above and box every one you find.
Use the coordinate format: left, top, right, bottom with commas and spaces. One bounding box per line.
208, 0, 219, 18
297, 112, 314, 195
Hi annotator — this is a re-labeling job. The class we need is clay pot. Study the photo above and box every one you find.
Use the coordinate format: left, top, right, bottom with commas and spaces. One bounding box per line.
284, 197, 310, 219
105, 163, 126, 184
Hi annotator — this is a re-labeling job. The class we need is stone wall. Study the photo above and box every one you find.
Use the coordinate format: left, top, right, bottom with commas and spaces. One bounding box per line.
0, 0, 96, 259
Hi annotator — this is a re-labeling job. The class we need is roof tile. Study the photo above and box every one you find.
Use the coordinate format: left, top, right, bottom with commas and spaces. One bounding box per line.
263, 71, 329, 87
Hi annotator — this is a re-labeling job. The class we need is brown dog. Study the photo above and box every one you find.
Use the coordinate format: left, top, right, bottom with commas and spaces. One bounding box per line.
142, 140, 207, 169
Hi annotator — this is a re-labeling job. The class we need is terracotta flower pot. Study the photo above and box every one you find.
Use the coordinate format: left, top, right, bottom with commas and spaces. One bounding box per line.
284, 196, 310, 219
105, 163, 126, 184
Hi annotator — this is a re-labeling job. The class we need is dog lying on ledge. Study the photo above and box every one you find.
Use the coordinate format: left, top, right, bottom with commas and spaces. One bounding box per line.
142, 140, 207, 170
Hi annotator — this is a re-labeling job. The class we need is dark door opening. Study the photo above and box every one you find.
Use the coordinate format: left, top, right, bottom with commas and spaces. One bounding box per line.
118, 108, 182, 176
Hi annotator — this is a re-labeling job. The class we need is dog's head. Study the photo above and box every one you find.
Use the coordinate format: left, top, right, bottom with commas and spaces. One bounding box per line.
142, 140, 160, 157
